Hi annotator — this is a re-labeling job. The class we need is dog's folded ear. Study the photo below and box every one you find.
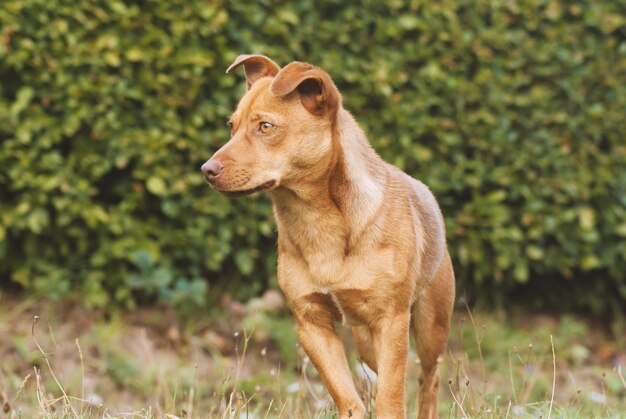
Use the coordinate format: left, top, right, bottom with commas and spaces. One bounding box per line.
270, 62, 341, 116
226, 54, 281, 90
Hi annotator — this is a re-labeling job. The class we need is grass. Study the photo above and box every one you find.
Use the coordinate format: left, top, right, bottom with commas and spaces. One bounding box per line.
0, 292, 624, 418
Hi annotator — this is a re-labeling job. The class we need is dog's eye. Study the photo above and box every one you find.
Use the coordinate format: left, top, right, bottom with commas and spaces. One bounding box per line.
259, 121, 275, 134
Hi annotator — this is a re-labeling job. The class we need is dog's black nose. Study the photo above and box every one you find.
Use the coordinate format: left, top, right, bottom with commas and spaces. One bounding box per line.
201, 159, 224, 178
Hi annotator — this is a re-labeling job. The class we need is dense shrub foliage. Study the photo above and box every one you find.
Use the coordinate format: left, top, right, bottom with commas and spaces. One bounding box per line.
1, 0, 625, 312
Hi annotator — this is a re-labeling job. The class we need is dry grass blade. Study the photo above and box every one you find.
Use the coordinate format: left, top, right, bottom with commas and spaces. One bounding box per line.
447, 380, 469, 419
508, 350, 518, 404
547, 334, 556, 419
187, 364, 197, 419
617, 365, 626, 391
263, 398, 274, 419
464, 301, 486, 393
31, 315, 79, 418
10, 372, 32, 411
34, 367, 47, 414
226, 328, 253, 416
503, 399, 512, 419
76, 338, 85, 413
301, 357, 322, 404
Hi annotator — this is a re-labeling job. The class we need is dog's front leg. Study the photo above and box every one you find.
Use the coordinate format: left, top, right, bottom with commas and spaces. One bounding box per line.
373, 311, 411, 418
295, 313, 366, 418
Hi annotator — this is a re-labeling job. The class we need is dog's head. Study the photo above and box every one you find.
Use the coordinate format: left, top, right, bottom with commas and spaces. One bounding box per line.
201, 54, 341, 197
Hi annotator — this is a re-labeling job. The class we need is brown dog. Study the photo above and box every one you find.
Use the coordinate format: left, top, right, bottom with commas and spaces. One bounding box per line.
202, 54, 455, 419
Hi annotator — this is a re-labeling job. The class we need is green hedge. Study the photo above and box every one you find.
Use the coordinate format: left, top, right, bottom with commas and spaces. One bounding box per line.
1, 0, 625, 312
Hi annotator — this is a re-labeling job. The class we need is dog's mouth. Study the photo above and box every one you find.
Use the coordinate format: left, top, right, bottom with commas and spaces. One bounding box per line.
213, 179, 277, 197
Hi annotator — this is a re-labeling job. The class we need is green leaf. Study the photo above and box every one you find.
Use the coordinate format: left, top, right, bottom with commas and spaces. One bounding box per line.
146, 177, 167, 195
10, 87, 35, 118
579, 207, 595, 230
125, 47, 144, 62
526, 246, 544, 261
235, 250, 254, 275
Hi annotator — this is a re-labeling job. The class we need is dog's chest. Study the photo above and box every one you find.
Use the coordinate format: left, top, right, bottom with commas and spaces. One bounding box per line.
277, 207, 348, 281
319, 286, 385, 326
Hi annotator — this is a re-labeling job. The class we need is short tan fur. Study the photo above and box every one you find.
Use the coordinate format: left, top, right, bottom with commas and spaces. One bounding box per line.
202, 55, 455, 419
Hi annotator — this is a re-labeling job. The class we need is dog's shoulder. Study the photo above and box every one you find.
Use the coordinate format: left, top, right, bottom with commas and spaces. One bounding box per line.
394, 169, 443, 220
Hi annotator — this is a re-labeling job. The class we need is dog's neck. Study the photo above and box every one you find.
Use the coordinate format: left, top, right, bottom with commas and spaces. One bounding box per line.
330, 109, 387, 228
271, 109, 387, 234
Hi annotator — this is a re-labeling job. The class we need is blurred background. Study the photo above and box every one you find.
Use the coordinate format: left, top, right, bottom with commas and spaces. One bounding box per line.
2, 0, 626, 314
1, 0, 625, 417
